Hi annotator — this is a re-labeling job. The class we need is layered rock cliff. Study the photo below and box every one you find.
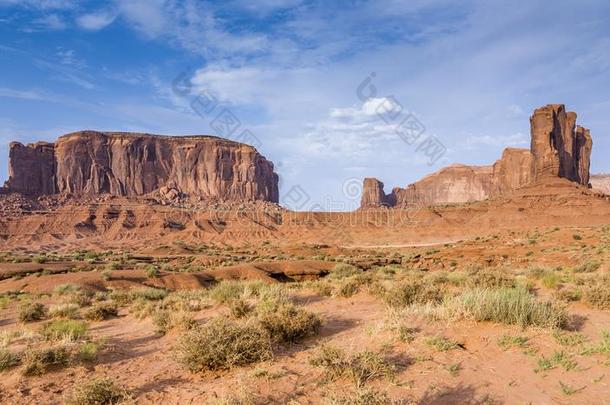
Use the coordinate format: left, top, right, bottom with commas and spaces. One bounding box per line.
361, 104, 593, 208
5, 131, 279, 203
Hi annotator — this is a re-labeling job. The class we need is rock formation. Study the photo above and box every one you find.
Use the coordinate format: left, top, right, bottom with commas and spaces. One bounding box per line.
530, 104, 592, 185
360, 178, 391, 207
361, 104, 593, 208
5, 131, 279, 203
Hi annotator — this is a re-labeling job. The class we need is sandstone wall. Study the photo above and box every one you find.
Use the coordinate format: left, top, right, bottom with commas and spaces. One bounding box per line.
361, 104, 593, 209
5, 131, 279, 202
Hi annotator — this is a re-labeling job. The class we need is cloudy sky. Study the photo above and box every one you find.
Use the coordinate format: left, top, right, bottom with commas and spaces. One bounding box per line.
1, 0, 609, 210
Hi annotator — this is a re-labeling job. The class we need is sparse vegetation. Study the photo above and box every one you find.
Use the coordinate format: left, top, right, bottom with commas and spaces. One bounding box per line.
0, 349, 20, 371
497, 334, 529, 350
309, 345, 395, 387
426, 335, 460, 351
67, 377, 130, 405
257, 303, 321, 343
22, 345, 70, 376
174, 317, 272, 372
449, 287, 567, 329
19, 301, 47, 322
41, 319, 88, 341
84, 301, 118, 321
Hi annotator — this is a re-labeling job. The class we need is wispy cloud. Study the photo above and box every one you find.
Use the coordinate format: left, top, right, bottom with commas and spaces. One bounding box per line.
76, 10, 116, 30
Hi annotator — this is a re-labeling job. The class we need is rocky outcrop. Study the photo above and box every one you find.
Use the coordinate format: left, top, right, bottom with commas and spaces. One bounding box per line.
391, 164, 493, 207
530, 104, 591, 185
491, 148, 532, 195
6, 142, 57, 195
360, 178, 391, 207
361, 104, 593, 209
5, 131, 279, 202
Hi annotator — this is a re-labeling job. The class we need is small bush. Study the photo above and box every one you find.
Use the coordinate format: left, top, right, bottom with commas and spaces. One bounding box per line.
229, 299, 253, 319
450, 288, 567, 329
329, 263, 362, 279
0, 349, 20, 371
258, 303, 321, 343
497, 334, 528, 350
553, 331, 587, 347
78, 341, 105, 362
336, 279, 360, 298
573, 260, 601, 273
573, 234, 582, 241
426, 336, 460, 352
466, 267, 516, 288
100, 270, 112, 281
383, 281, 444, 308
67, 377, 130, 405
41, 320, 88, 341
19, 302, 46, 322
210, 281, 245, 304
22, 346, 70, 376
327, 387, 391, 405
84, 302, 118, 321
309, 345, 395, 388
129, 287, 168, 301
174, 317, 272, 372
54, 284, 81, 295
145, 265, 160, 279
583, 283, 610, 310
49, 303, 80, 319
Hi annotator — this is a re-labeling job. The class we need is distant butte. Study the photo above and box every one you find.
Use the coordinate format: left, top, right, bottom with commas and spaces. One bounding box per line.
360, 104, 594, 208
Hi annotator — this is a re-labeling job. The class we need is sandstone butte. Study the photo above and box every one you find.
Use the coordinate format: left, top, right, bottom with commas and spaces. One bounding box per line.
2, 130, 279, 203
360, 104, 595, 208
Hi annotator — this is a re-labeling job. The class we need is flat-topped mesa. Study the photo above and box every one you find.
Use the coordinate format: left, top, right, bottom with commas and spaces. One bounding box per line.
5, 130, 279, 203
361, 104, 593, 209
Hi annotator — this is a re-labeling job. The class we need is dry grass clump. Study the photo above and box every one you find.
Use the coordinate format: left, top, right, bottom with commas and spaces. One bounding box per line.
0, 348, 20, 371
382, 280, 444, 308
18, 301, 47, 322
583, 277, 610, 309
40, 319, 88, 341
210, 281, 246, 304
84, 301, 118, 321
22, 345, 70, 376
449, 287, 567, 329
466, 266, 516, 288
425, 335, 460, 351
329, 263, 363, 280
49, 303, 80, 319
174, 317, 272, 373
229, 299, 253, 319
309, 345, 395, 388
258, 303, 322, 343
152, 310, 196, 335
326, 387, 391, 405
66, 376, 131, 405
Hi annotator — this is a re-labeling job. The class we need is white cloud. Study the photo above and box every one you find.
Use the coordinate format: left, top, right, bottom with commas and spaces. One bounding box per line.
31, 13, 65, 30
76, 11, 116, 30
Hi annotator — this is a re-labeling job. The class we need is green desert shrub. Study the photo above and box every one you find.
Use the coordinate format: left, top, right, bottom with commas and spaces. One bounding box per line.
66, 377, 130, 405
573, 260, 601, 273
18, 302, 46, 322
229, 299, 253, 319
78, 341, 106, 362
466, 267, 516, 288
174, 317, 272, 372
257, 303, 321, 343
40, 319, 88, 341
450, 287, 567, 329
145, 265, 160, 279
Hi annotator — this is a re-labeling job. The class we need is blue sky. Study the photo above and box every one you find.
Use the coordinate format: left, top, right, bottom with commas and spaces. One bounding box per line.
1, 0, 609, 210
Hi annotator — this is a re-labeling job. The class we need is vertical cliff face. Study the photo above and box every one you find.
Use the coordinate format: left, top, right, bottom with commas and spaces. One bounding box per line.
360, 178, 390, 207
491, 148, 532, 195
530, 104, 592, 185
5, 131, 279, 203
361, 104, 593, 209
6, 142, 57, 196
